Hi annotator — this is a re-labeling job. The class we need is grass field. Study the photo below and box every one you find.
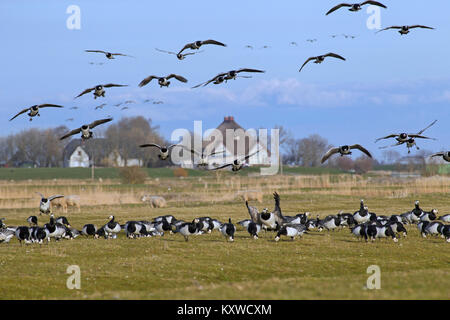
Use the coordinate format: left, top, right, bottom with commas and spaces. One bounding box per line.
0, 172, 449, 300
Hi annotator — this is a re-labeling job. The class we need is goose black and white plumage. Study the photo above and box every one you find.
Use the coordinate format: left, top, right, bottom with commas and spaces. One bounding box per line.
173, 218, 200, 242
353, 200, 371, 224
410, 200, 424, 223
351, 223, 370, 241
75, 84, 128, 99
260, 192, 285, 230
155, 48, 204, 60
81, 224, 98, 238
366, 224, 398, 242
138, 74, 187, 88
238, 219, 252, 229
123, 221, 145, 238
326, 1, 387, 15
139, 143, 181, 160
59, 118, 113, 141
386, 221, 407, 237
299, 53, 346, 72
44, 215, 66, 241
181, 146, 225, 168
422, 221, 444, 237
321, 144, 372, 163
275, 224, 306, 241
0, 228, 15, 243
210, 150, 260, 172
318, 215, 341, 231
85, 50, 134, 59
104, 216, 121, 239
430, 151, 450, 163
220, 218, 236, 242
37, 192, 64, 215
10, 104, 64, 122
438, 214, 450, 223
420, 209, 438, 222
154, 218, 172, 235
178, 39, 226, 55
153, 215, 178, 225
377, 25, 434, 35
15, 226, 32, 244
376, 120, 437, 153
192, 69, 264, 88
56, 216, 71, 227
27, 215, 38, 226
246, 222, 262, 239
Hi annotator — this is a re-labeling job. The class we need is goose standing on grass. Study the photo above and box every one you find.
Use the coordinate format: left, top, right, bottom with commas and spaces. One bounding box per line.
0, 228, 15, 243
59, 118, 113, 141
377, 25, 434, 35
275, 224, 307, 242
15, 226, 31, 245
430, 151, 450, 163
10, 104, 64, 122
37, 193, 64, 215
174, 218, 200, 242
321, 144, 372, 164
56, 216, 71, 228
246, 221, 262, 239
410, 200, 424, 223
138, 74, 188, 88
353, 200, 371, 224
75, 84, 128, 99
139, 143, 181, 160
27, 216, 38, 226
81, 224, 98, 238
245, 201, 263, 224
220, 218, 236, 242
299, 53, 346, 72
104, 216, 121, 239
326, 1, 387, 15
260, 192, 285, 230
438, 214, 450, 223
44, 214, 66, 241
85, 50, 134, 59
367, 224, 398, 242
123, 221, 144, 239
177, 39, 226, 55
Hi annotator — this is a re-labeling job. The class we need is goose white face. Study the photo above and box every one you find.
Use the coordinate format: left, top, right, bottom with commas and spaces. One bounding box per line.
158, 78, 169, 87
81, 126, 91, 138
29, 106, 39, 117
94, 86, 105, 97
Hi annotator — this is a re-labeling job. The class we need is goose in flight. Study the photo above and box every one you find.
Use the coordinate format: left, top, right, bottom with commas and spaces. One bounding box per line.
299, 53, 346, 72
430, 152, 450, 163
210, 150, 259, 172
192, 68, 264, 88
85, 50, 134, 59
139, 143, 182, 160
181, 146, 226, 168
155, 48, 204, 60
138, 74, 188, 88
10, 104, 64, 121
59, 118, 113, 141
376, 120, 437, 153
75, 84, 128, 99
95, 103, 107, 110
321, 145, 372, 163
178, 39, 226, 55
377, 25, 434, 35
326, 1, 387, 15
36, 193, 64, 215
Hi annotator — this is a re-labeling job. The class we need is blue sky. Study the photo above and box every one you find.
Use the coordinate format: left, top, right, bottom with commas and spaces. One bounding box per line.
0, 0, 448, 160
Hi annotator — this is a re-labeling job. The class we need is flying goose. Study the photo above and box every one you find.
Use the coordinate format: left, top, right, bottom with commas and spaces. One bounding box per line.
59, 118, 113, 141
75, 84, 128, 99
139, 143, 181, 160
121, 107, 129, 111
299, 53, 346, 72
85, 50, 134, 59
377, 25, 434, 35
192, 68, 264, 88
290, 42, 298, 46
321, 145, 372, 163
326, 1, 387, 15
138, 74, 188, 88
37, 193, 64, 215
155, 48, 204, 60
181, 146, 225, 168
245, 201, 263, 224
95, 103, 107, 110
306, 39, 317, 43
10, 104, 64, 121
178, 39, 226, 55
430, 151, 450, 163
210, 150, 260, 172
376, 120, 437, 153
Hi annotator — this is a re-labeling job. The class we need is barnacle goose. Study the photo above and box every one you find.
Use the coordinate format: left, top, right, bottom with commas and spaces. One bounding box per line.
174, 218, 200, 241
246, 222, 262, 239
275, 224, 306, 241
220, 218, 236, 242
81, 224, 98, 238
15, 226, 32, 244
27, 216, 38, 226
104, 215, 121, 239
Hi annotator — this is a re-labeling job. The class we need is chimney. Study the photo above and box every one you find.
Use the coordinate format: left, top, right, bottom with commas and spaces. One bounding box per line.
224, 116, 234, 122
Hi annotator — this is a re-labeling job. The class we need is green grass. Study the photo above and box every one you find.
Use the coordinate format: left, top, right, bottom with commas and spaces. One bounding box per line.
0, 189, 448, 300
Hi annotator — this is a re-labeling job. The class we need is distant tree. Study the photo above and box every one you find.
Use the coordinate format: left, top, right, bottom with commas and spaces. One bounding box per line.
354, 156, 373, 173
335, 156, 354, 171
381, 149, 401, 164
283, 134, 331, 167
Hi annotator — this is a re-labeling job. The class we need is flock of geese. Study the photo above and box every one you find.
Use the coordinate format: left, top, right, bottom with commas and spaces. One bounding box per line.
1, 193, 449, 244
7, 2, 448, 167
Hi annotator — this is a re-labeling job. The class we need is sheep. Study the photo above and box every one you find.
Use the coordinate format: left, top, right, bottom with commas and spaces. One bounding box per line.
141, 195, 167, 208
51, 195, 81, 213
